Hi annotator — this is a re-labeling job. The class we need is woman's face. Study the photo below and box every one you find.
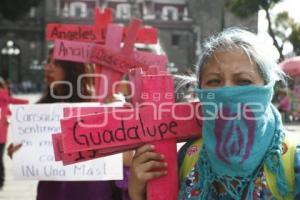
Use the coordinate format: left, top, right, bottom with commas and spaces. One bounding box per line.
200, 49, 264, 89
44, 53, 65, 86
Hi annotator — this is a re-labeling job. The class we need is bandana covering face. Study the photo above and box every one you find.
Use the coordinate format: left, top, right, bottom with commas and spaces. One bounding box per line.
182, 83, 288, 199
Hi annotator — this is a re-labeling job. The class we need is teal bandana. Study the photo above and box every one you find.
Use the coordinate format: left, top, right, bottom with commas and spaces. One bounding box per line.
189, 83, 288, 199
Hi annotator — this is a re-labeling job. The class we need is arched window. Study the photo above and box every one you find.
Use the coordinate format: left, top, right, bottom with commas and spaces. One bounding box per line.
116, 3, 131, 19
162, 6, 178, 21
69, 2, 88, 18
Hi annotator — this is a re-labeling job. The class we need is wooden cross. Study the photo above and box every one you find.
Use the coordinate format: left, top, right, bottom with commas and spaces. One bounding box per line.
47, 7, 162, 102
46, 7, 157, 44
52, 20, 167, 102
53, 67, 202, 199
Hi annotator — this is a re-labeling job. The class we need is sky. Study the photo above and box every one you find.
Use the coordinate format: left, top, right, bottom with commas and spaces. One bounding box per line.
257, 0, 300, 60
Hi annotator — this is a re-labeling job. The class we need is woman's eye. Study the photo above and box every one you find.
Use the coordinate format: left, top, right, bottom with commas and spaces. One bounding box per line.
236, 79, 252, 86
206, 79, 221, 86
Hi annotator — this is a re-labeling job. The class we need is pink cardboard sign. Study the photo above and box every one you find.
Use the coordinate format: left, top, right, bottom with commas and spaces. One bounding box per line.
46, 7, 112, 43
53, 39, 167, 73
53, 105, 123, 164
129, 67, 178, 200
94, 7, 113, 43
46, 24, 102, 43
95, 24, 124, 101
47, 8, 157, 44
0, 89, 28, 143
60, 102, 201, 154
53, 132, 141, 165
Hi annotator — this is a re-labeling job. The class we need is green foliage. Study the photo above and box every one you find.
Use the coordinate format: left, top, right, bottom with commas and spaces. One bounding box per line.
273, 11, 300, 56
273, 11, 292, 41
0, 0, 41, 21
289, 23, 300, 55
225, 0, 282, 18
227, 0, 300, 56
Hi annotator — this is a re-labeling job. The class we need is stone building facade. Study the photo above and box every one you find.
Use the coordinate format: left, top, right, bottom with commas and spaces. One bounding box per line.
0, 0, 257, 90
0, 2, 46, 91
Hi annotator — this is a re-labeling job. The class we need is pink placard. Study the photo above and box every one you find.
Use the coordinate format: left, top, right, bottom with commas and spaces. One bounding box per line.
47, 8, 157, 44
0, 89, 28, 143
96, 24, 124, 102
124, 26, 157, 44
53, 133, 141, 165
46, 24, 101, 42
60, 102, 201, 154
52, 133, 63, 161
94, 7, 113, 43
53, 39, 167, 73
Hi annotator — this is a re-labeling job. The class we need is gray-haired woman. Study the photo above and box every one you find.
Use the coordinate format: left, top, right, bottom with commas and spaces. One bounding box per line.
128, 27, 300, 200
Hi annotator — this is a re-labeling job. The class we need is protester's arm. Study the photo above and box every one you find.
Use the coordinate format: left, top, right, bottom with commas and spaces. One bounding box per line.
128, 144, 167, 200
7, 143, 22, 159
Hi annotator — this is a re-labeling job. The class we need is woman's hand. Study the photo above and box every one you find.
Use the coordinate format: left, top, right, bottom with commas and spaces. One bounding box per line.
128, 144, 167, 200
7, 143, 22, 159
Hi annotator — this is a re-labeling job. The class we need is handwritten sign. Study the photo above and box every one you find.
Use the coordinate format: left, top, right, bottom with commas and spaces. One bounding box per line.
11, 103, 123, 180
46, 7, 112, 43
46, 8, 157, 44
47, 24, 101, 43
53, 103, 126, 165
47, 24, 157, 44
55, 67, 202, 199
53, 38, 167, 73
52, 17, 167, 102
60, 102, 200, 154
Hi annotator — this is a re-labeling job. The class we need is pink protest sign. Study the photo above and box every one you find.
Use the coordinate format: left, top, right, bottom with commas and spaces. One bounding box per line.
60, 102, 201, 154
46, 24, 102, 43
52, 16, 166, 102
53, 132, 141, 165
94, 7, 113, 43
46, 8, 112, 43
128, 66, 184, 200
95, 24, 124, 101
0, 89, 28, 143
55, 67, 202, 199
47, 7, 157, 44
46, 24, 158, 44
53, 32, 167, 72
52, 105, 125, 164
53, 39, 147, 72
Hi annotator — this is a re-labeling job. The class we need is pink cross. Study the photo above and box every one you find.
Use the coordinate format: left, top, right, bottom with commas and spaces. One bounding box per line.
52, 67, 202, 200
48, 7, 166, 102
46, 7, 157, 44
52, 18, 168, 102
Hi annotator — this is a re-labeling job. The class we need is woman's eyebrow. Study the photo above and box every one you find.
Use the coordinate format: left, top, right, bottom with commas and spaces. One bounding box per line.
233, 71, 255, 77
203, 72, 221, 76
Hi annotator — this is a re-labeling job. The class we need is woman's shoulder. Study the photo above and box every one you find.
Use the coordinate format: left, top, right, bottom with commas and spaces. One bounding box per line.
178, 139, 202, 161
285, 133, 300, 198
294, 142, 300, 198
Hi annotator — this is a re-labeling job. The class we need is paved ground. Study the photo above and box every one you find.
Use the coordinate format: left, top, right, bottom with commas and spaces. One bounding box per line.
0, 93, 299, 200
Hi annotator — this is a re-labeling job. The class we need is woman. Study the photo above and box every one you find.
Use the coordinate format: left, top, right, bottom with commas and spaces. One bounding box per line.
128, 28, 300, 199
8, 48, 126, 200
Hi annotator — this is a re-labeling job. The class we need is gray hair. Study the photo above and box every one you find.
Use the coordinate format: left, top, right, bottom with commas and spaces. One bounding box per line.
196, 27, 286, 86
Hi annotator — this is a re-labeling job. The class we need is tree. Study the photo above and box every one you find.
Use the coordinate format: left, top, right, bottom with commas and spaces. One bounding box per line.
226, 0, 285, 61
288, 21, 300, 55
0, 0, 41, 21
273, 11, 300, 56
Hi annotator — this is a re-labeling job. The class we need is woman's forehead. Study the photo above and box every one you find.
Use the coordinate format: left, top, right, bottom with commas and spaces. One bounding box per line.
203, 49, 256, 71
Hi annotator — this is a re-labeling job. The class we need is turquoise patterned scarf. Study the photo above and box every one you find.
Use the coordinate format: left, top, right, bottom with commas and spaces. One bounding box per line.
182, 83, 288, 199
